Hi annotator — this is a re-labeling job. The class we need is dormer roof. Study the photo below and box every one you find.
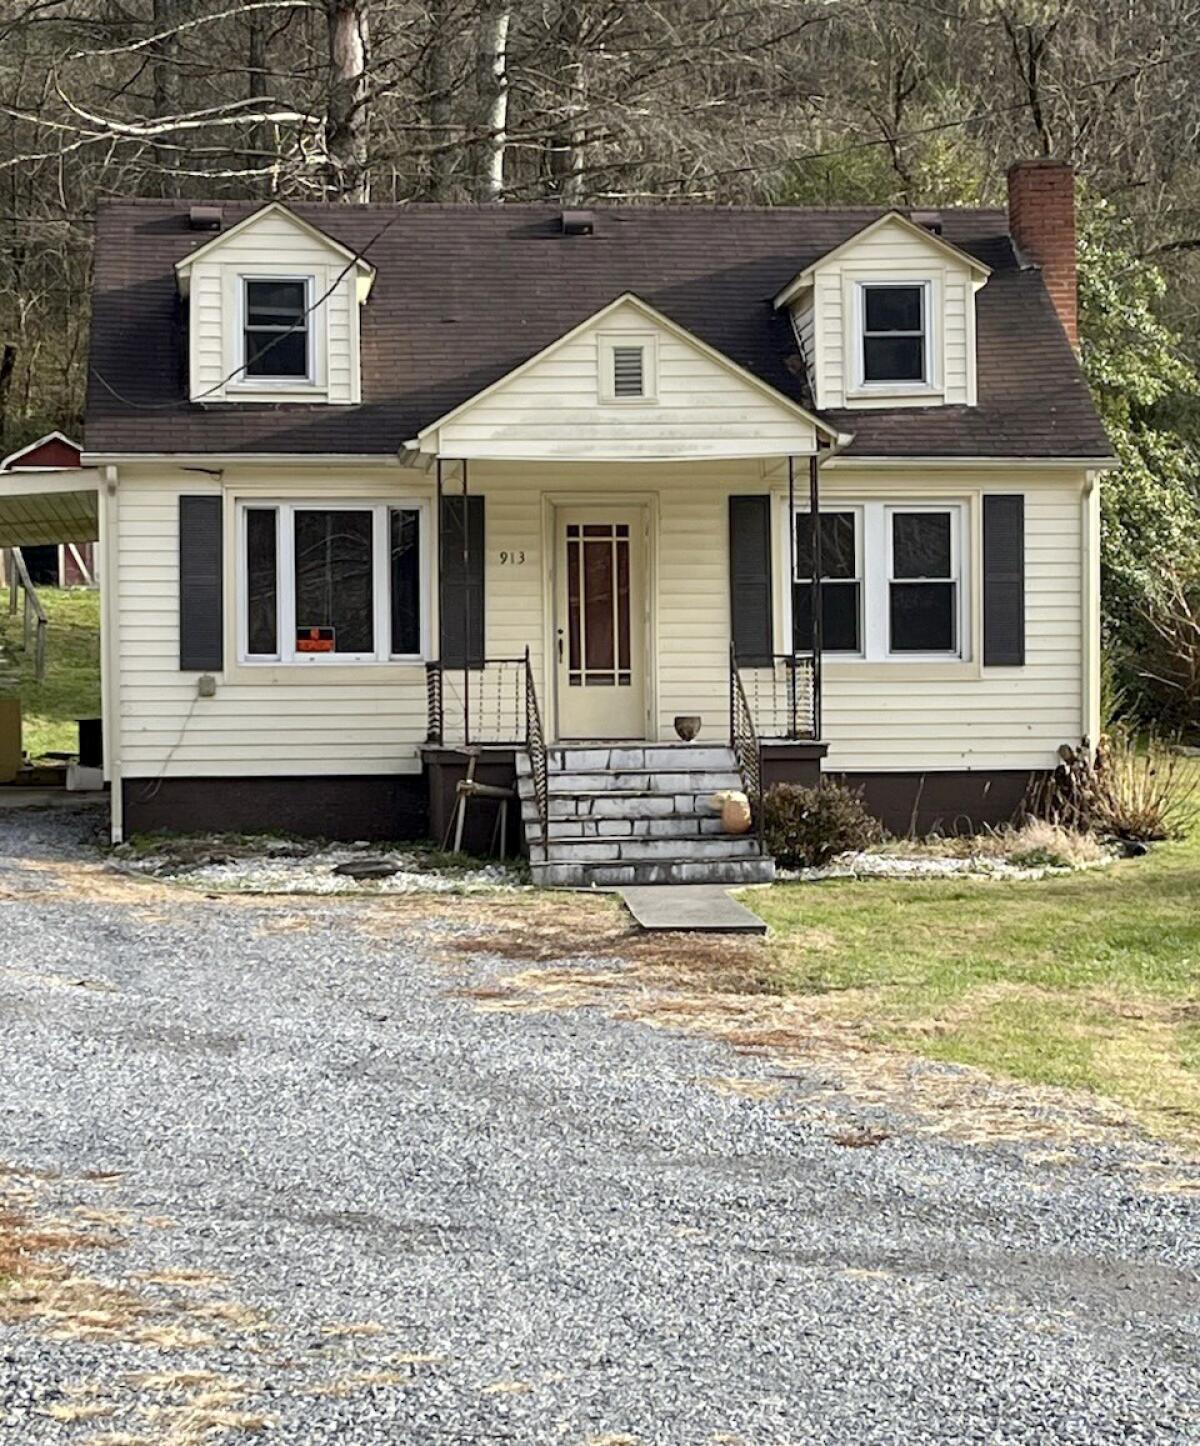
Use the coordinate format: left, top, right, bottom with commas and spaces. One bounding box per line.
772, 211, 992, 310
173, 201, 376, 302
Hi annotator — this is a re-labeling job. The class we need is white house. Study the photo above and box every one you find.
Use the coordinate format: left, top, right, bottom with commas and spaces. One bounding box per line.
4, 160, 1113, 884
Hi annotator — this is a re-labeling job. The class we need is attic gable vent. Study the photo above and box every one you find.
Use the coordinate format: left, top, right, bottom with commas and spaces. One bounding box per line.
561, 209, 595, 236
612, 345, 645, 398
910, 209, 943, 235
188, 204, 223, 232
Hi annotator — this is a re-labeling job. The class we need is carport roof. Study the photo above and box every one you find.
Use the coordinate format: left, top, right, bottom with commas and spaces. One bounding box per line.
0, 469, 99, 547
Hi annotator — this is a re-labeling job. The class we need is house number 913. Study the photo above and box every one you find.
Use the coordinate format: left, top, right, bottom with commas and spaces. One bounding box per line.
498, 550, 527, 565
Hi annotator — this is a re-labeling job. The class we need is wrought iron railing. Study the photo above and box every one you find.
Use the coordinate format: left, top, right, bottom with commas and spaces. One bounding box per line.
729, 643, 765, 854
425, 658, 527, 746
523, 646, 549, 843
743, 653, 819, 740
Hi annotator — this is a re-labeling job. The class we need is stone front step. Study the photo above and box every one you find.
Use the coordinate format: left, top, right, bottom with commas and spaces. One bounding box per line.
544, 770, 743, 796
530, 815, 734, 842
516, 740, 772, 889
531, 857, 775, 889
529, 834, 762, 866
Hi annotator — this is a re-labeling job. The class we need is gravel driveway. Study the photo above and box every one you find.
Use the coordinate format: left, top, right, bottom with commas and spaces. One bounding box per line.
2, 807, 1199, 1444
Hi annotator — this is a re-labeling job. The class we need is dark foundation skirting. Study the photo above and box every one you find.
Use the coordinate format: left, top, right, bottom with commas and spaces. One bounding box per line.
761, 741, 829, 791
423, 748, 521, 856
121, 774, 428, 842
829, 769, 1047, 836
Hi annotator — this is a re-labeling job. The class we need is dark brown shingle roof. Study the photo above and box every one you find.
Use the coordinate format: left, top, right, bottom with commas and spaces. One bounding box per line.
84, 200, 1112, 460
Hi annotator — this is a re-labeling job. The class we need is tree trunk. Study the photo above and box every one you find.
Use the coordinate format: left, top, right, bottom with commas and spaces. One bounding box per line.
0, 345, 17, 448
546, 0, 585, 202
475, 3, 510, 202
326, 0, 371, 202
246, 6, 272, 184
151, 0, 177, 197
423, 0, 455, 200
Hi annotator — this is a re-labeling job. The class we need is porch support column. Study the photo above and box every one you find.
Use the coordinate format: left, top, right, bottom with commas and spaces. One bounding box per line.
461, 457, 471, 746
809, 451, 823, 741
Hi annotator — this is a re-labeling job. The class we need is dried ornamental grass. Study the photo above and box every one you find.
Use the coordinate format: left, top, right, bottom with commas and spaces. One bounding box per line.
1041, 732, 1198, 842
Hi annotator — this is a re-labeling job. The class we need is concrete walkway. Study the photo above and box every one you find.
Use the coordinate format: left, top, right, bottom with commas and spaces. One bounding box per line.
618, 882, 768, 933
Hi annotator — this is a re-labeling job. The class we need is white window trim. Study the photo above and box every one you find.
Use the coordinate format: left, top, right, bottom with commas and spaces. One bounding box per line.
236, 498, 431, 665
785, 498, 969, 663
231, 275, 317, 391
849, 279, 938, 397
791, 503, 865, 658
885, 503, 966, 661
597, 332, 659, 405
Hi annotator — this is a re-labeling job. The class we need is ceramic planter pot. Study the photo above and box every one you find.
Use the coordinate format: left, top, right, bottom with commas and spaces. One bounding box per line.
673, 714, 702, 742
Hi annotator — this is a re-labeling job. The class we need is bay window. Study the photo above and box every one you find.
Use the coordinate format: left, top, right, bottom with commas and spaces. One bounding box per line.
238, 501, 428, 663
790, 500, 966, 662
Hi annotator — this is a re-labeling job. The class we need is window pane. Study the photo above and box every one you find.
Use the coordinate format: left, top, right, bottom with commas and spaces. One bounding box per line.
245, 328, 307, 379
792, 581, 860, 653
294, 510, 374, 654
246, 508, 277, 656
864, 334, 924, 382
794, 512, 856, 581
389, 509, 421, 656
865, 285, 922, 332
893, 511, 952, 578
890, 581, 956, 652
246, 280, 306, 327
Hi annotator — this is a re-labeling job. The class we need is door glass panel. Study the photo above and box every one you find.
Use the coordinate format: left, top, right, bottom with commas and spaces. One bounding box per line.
567, 534, 581, 682
584, 540, 615, 671
564, 520, 633, 690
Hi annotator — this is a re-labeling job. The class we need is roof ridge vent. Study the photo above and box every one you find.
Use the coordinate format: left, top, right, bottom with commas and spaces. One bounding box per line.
561, 209, 595, 236
188, 204, 223, 232
910, 208, 943, 235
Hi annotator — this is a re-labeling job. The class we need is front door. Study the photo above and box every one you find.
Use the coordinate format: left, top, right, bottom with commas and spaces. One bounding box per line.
554, 506, 646, 740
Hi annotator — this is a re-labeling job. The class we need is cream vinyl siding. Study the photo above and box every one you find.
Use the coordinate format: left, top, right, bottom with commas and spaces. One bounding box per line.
183, 209, 360, 405
110, 460, 1088, 783
430, 300, 818, 460
803, 217, 979, 410
810, 468, 1085, 771
115, 468, 429, 780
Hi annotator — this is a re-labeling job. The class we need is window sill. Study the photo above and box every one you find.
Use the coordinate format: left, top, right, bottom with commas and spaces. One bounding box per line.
225, 659, 430, 685
823, 659, 980, 683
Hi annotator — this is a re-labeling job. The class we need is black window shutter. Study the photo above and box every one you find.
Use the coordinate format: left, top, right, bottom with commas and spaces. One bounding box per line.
440, 494, 485, 669
728, 495, 774, 667
179, 495, 223, 671
983, 494, 1025, 666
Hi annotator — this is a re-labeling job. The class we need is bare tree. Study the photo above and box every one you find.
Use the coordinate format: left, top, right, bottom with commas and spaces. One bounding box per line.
326, 0, 371, 200
474, 1, 510, 200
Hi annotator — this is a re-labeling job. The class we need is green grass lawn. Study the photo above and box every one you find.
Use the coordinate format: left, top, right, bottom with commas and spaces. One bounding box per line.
753, 787, 1200, 1142
0, 587, 100, 760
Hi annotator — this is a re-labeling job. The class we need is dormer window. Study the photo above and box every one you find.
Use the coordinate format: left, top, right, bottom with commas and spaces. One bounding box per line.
242, 278, 311, 381
860, 283, 928, 385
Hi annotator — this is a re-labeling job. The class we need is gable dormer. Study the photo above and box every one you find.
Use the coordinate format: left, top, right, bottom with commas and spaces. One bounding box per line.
774, 212, 990, 411
174, 203, 375, 406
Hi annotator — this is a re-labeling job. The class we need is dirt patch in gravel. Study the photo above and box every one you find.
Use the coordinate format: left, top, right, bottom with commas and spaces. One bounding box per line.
440, 907, 1200, 1178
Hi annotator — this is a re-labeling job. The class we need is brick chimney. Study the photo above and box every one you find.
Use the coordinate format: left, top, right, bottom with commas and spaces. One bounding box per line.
1007, 159, 1077, 347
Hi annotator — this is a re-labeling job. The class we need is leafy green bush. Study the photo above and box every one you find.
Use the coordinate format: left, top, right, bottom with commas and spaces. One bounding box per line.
762, 781, 882, 869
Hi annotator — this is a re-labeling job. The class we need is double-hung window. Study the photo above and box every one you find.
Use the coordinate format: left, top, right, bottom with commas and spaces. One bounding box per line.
790, 500, 965, 661
242, 278, 310, 381
859, 282, 929, 386
792, 509, 862, 654
888, 507, 959, 655
239, 501, 427, 663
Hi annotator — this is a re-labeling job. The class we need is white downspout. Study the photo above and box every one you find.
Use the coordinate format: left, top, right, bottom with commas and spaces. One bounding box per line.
99, 465, 123, 843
